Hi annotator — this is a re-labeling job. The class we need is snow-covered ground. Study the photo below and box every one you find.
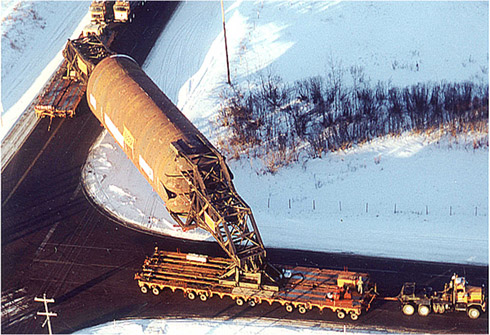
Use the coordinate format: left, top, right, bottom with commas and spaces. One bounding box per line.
83, 130, 212, 241
86, 128, 488, 264
74, 317, 385, 335
84, 1, 488, 265
144, 1, 488, 133
1, 0, 91, 141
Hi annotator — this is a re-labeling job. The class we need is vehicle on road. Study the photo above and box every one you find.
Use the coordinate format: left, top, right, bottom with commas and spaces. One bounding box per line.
397, 274, 486, 319
135, 248, 376, 320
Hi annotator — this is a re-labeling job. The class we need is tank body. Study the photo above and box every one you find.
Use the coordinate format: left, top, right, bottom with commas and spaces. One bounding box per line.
86, 55, 214, 215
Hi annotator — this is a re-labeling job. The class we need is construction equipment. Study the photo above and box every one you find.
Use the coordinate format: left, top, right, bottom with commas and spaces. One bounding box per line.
397, 274, 486, 319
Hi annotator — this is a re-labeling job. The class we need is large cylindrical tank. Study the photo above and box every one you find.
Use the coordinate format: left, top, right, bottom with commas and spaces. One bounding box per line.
86, 55, 215, 216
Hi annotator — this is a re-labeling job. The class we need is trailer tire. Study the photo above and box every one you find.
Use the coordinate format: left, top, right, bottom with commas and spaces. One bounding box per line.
337, 310, 346, 319
298, 306, 307, 314
467, 307, 481, 319
235, 297, 244, 306
418, 305, 430, 317
199, 293, 208, 302
187, 291, 196, 300
402, 304, 415, 316
140, 286, 148, 294
248, 299, 257, 307
285, 304, 294, 313
152, 287, 160, 296
350, 312, 359, 321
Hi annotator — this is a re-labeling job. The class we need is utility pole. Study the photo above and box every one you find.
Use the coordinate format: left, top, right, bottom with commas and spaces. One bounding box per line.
34, 294, 57, 335
220, 0, 231, 85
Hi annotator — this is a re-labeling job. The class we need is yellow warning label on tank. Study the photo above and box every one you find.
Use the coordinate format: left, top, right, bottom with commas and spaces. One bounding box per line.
123, 126, 135, 150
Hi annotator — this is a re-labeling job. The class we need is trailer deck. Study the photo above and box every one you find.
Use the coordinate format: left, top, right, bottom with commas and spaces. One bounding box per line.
34, 33, 114, 120
34, 61, 86, 119
135, 249, 376, 320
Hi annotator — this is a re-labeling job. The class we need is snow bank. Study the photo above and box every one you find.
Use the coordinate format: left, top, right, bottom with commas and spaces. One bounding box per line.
84, 129, 488, 264
74, 317, 382, 335
1, 0, 91, 141
82, 130, 212, 241
231, 132, 488, 264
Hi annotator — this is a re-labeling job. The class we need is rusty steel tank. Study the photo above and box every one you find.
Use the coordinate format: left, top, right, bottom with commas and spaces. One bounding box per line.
87, 54, 267, 272
86, 54, 213, 217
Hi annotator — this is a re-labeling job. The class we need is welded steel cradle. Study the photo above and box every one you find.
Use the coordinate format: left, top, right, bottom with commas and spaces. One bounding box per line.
87, 56, 266, 273
35, 35, 113, 119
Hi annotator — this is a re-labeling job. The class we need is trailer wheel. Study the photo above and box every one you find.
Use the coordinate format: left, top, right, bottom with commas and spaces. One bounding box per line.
235, 297, 244, 306
140, 286, 148, 294
336, 310, 346, 319
248, 299, 257, 307
285, 304, 294, 313
467, 307, 481, 319
199, 293, 208, 302
152, 287, 160, 296
350, 312, 359, 321
187, 291, 196, 300
402, 304, 415, 316
418, 305, 430, 317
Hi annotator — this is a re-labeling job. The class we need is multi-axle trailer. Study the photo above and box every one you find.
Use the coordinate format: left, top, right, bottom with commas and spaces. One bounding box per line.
135, 248, 376, 320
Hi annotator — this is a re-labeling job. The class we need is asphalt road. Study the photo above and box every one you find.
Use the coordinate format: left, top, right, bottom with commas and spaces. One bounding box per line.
1, 2, 488, 334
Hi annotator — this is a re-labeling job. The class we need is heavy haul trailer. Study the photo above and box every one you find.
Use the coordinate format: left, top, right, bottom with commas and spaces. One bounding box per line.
34, 60, 86, 119
35, 35, 113, 119
135, 249, 376, 320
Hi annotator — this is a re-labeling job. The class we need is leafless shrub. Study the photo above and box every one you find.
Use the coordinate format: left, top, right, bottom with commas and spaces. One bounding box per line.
215, 67, 488, 173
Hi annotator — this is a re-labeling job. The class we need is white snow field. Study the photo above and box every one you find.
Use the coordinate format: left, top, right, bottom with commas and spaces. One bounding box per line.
73, 317, 384, 335
83, 1, 488, 265
1, 0, 91, 141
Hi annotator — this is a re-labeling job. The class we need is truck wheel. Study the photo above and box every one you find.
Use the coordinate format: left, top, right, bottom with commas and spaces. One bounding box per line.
285, 304, 294, 313
235, 297, 244, 306
402, 304, 415, 316
248, 299, 257, 307
418, 305, 430, 317
152, 287, 160, 296
187, 291, 196, 300
350, 312, 359, 321
467, 307, 481, 319
140, 286, 148, 294
337, 310, 346, 319
199, 293, 208, 302
298, 306, 307, 314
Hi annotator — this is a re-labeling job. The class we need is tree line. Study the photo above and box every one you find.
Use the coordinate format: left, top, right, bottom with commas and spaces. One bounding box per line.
215, 67, 488, 173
